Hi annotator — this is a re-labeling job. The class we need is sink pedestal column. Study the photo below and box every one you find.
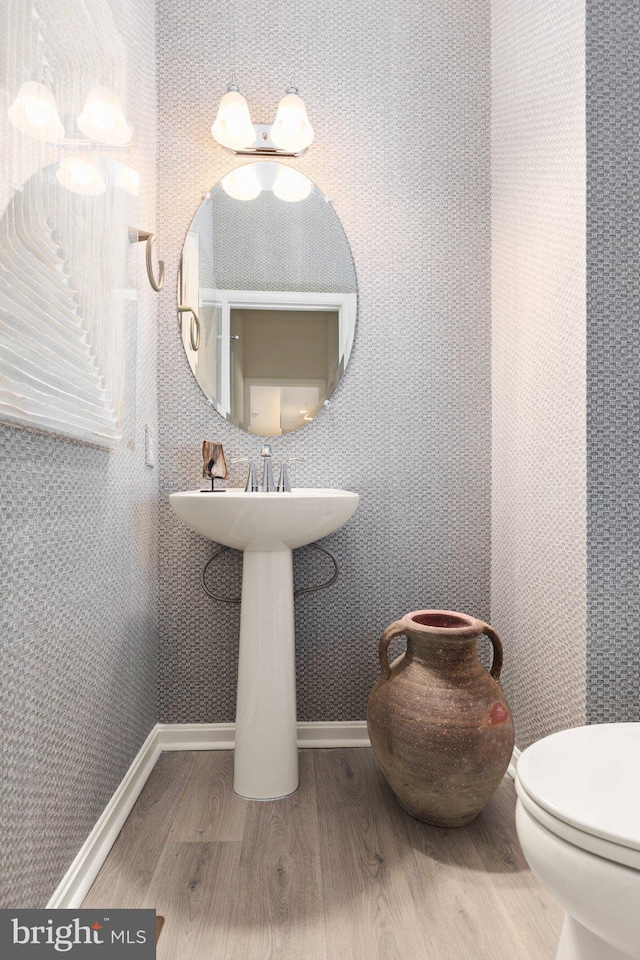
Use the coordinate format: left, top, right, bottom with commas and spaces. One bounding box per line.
234, 546, 298, 799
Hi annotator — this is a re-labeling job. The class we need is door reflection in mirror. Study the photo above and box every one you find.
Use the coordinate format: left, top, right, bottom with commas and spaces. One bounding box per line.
179, 162, 357, 436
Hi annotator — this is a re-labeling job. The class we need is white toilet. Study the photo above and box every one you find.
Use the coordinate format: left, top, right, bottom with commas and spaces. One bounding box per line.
515, 722, 640, 960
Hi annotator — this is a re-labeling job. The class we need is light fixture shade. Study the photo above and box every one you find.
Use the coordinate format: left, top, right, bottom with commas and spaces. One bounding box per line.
272, 165, 312, 203
115, 164, 140, 195
220, 165, 262, 201
270, 88, 314, 153
77, 86, 132, 146
8, 81, 64, 142
56, 155, 107, 196
212, 89, 255, 150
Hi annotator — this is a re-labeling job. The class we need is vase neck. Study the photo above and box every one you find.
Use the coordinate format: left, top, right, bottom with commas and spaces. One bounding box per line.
406, 630, 479, 671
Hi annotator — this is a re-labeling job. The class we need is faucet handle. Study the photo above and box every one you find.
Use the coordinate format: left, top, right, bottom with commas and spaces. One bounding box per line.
277, 458, 304, 493
231, 457, 259, 492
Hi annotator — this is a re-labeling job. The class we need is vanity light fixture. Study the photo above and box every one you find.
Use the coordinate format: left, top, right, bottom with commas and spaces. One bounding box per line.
8, 81, 64, 142
271, 83, 314, 153
55, 155, 107, 196
272, 164, 312, 203
77, 86, 132, 146
220, 164, 262, 201
212, 77, 314, 157
8, 81, 132, 148
211, 76, 255, 151
220, 161, 312, 203
115, 164, 140, 196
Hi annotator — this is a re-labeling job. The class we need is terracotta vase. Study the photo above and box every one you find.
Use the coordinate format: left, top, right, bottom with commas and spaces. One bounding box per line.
367, 609, 514, 827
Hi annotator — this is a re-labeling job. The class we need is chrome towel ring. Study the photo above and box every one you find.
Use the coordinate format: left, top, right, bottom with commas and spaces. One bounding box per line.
128, 227, 165, 292
178, 305, 201, 351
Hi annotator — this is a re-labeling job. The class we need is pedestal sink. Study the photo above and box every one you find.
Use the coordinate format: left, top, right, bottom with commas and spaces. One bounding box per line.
169, 488, 360, 800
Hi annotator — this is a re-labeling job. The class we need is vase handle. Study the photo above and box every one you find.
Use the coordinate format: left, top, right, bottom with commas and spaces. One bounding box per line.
378, 620, 406, 680
479, 622, 504, 680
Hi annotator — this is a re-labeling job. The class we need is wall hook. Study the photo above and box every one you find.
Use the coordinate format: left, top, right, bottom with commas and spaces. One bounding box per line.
128, 227, 164, 291
178, 305, 201, 351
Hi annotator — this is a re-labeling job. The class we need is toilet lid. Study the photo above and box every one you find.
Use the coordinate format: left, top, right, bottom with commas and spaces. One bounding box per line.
517, 723, 640, 852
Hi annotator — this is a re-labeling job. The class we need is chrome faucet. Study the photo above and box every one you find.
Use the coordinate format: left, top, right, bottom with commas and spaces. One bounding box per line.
260, 443, 275, 492
277, 458, 304, 492
234, 446, 304, 492
231, 457, 259, 491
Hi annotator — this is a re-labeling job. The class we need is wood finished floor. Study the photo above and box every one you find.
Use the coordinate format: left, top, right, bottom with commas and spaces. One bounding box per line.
83, 749, 563, 959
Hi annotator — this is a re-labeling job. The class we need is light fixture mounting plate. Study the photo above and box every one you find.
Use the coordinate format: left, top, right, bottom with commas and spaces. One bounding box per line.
223, 122, 307, 158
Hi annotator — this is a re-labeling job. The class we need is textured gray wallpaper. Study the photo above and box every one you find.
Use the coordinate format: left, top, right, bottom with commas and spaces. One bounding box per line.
207, 186, 357, 292
0, 0, 158, 907
491, 0, 587, 748
5, 0, 635, 914
156, 0, 492, 723
586, 0, 640, 723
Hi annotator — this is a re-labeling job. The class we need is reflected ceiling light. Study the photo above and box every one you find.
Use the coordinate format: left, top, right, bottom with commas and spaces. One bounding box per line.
271, 83, 314, 154
272, 164, 312, 203
77, 86, 132, 146
212, 76, 256, 151
221, 164, 262, 201
115, 164, 140, 195
56, 155, 106, 196
8, 81, 64, 142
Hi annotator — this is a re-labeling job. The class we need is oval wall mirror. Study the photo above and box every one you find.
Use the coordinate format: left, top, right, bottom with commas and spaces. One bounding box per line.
179, 162, 357, 436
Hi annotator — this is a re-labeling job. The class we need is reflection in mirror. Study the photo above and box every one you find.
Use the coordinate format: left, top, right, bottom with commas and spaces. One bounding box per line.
179, 162, 357, 436
0, 158, 138, 446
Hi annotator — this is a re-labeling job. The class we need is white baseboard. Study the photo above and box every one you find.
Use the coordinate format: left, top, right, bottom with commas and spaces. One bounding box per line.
46, 726, 162, 910
47, 721, 370, 908
156, 719, 371, 751
47, 720, 520, 909
157, 721, 236, 751
296, 720, 371, 748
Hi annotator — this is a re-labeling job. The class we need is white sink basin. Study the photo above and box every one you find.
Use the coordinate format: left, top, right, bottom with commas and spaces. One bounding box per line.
169, 487, 359, 800
169, 488, 359, 551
